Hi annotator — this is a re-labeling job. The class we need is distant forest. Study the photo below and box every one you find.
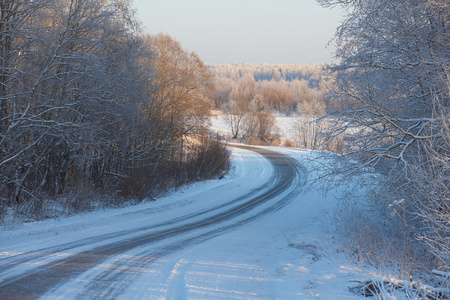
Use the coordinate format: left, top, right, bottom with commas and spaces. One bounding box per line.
209, 63, 332, 115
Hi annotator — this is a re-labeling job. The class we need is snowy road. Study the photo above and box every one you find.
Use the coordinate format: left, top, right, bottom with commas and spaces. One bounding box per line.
1, 146, 367, 299
1, 145, 335, 299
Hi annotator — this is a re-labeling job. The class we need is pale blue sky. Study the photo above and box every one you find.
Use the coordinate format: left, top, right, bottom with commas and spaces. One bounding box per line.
132, 0, 342, 64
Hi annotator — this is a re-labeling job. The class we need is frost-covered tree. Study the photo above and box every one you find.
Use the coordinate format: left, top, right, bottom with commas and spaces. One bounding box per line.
0, 0, 224, 219
319, 0, 449, 164
318, 0, 450, 274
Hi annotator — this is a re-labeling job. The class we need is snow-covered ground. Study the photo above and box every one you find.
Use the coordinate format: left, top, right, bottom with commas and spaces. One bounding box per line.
0, 144, 382, 299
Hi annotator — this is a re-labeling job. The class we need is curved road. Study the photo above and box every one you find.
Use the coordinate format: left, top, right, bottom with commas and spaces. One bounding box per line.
0, 145, 307, 299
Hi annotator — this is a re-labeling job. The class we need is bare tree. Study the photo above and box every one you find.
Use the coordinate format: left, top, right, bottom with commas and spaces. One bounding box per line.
241, 94, 280, 144
140, 34, 214, 184
223, 96, 249, 139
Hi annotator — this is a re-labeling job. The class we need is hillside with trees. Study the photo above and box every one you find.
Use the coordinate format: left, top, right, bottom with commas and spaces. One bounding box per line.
0, 0, 229, 221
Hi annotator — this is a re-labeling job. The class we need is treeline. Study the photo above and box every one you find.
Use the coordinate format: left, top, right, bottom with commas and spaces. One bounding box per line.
209, 63, 331, 115
209, 63, 326, 84
319, 0, 450, 284
0, 0, 229, 220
